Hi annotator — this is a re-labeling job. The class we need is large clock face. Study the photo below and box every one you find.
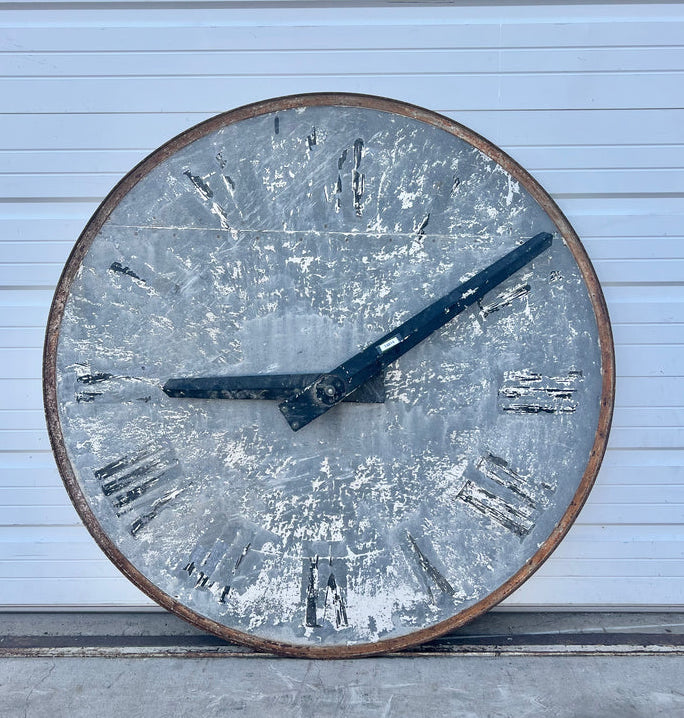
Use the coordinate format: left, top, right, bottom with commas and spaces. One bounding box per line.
44, 94, 614, 657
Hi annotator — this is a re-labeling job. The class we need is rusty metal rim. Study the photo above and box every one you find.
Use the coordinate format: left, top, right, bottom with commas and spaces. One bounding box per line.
43, 92, 615, 660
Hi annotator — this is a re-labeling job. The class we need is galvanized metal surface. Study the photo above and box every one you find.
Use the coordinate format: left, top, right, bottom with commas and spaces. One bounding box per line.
43, 94, 614, 658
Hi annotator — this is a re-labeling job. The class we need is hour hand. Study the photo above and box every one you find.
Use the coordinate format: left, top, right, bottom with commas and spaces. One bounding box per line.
163, 372, 385, 403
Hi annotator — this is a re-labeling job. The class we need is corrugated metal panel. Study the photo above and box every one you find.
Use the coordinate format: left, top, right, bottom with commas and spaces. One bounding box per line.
0, 1, 682, 608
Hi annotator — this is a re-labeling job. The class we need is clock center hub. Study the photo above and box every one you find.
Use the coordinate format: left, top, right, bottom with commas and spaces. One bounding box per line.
314, 374, 346, 406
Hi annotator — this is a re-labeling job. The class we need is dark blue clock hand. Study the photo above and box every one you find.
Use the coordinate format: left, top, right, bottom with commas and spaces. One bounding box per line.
278, 232, 553, 431
163, 372, 385, 403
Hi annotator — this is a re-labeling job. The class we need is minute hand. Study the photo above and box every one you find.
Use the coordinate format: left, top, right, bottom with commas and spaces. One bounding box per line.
279, 231, 553, 431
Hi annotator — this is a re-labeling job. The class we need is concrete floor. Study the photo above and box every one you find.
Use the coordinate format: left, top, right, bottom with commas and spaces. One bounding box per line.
1, 612, 683, 717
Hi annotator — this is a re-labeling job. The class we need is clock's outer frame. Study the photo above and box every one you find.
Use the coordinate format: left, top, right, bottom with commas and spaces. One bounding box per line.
43, 92, 615, 659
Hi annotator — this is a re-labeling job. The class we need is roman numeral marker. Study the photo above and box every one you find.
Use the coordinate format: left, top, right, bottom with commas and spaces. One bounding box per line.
324, 139, 364, 215
459, 481, 533, 536
478, 283, 530, 319
301, 548, 349, 630
403, 532, 455, 601
304, 556, 319, 627
109, 260, 146, 284
457, 453, 549, 537
324, 571, 349, 629
179, 518, 277, 604
94, 445, 184, 537
74, 364, 154, 404
184, 169, 234, 233
499, 370, 582, 414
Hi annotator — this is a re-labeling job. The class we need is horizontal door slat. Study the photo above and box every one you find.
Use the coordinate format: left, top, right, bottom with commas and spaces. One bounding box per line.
504, 576, 684, 606
530, 558, 684, 578
0, 576, 151, 606
2, 73, 681, 114
2, 13, 682, 52
4, 110, 684, 151
5, 46, 684, 78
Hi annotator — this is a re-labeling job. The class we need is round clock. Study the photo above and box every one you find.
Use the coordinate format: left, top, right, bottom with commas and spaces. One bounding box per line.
44, 93, 614, 658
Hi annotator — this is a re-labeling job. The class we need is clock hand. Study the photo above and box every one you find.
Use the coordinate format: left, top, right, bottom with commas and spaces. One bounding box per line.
279, 231, 553, 431
163, 372, 385, 403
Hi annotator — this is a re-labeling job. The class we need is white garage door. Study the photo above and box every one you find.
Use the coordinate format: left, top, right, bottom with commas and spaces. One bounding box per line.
1, 1, 682, 609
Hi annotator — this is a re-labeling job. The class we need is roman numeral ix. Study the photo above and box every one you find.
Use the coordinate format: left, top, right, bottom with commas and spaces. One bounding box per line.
94, 445, 185, 537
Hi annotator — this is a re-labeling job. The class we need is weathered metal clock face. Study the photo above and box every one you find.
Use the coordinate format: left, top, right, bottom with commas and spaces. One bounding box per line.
44, 94, 614, 657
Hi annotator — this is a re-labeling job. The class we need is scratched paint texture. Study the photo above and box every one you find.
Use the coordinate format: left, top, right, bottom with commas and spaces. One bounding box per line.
54, 105, 602, 648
